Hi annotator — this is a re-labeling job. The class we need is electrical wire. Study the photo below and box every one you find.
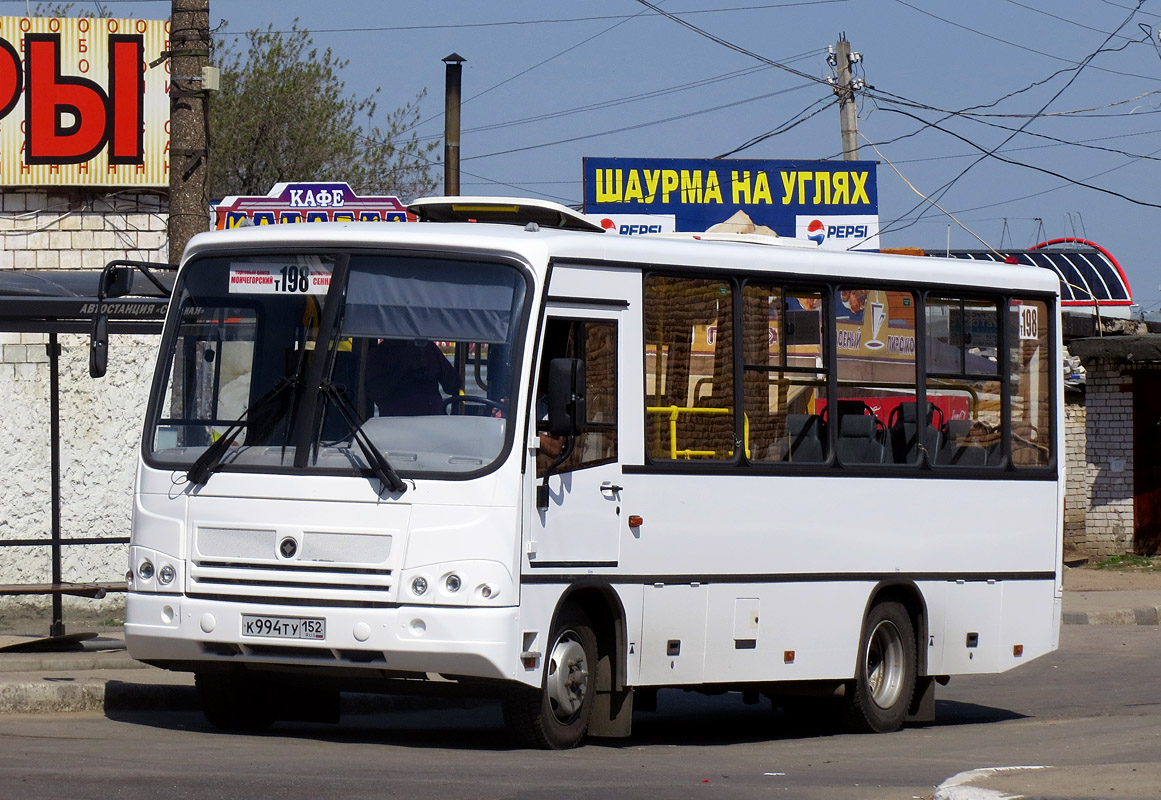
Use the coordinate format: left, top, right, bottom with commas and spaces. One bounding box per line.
877, 0, 1149, 239
1000, 0, 1140, 40
945, 142, 1161, 216
404, 0, 663, 135
628, 0, 832, 86
882, 106, 1161, 211
870, 87, 1161, 119
888, 126, 1161, 166
891, 0, 1156, 81
410, 63, 776, 143
215, 2, 852, 36
860, 133, 1002, 256
463, 81, 818, 162
715, 95, 836, 157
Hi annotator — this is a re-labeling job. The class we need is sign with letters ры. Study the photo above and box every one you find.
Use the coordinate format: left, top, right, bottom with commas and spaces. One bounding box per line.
584, 157, 880, 251
0, 16, 169, 187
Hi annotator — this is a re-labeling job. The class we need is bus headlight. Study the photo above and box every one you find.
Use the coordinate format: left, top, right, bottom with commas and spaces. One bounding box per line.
158, 564, 176, 586
401, 561, 512, 607
137, 560, 155, 581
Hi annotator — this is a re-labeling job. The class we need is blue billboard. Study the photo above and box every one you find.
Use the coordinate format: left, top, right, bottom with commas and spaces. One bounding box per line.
583, 157, 880, 250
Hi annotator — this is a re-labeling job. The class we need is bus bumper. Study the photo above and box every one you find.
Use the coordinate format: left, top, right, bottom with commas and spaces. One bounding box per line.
125, 593, 525, 682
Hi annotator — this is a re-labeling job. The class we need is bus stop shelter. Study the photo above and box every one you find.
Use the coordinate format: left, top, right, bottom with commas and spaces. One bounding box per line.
0, 264, 173, 638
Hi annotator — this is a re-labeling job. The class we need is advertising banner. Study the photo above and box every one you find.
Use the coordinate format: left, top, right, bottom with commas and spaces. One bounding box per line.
214, 182, 411, 229
583, 212, 675, 236
0, 16, 169, 187
584, 157, 879, 250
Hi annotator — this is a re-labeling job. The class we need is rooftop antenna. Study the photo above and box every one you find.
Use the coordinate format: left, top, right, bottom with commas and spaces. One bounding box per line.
1031, 217, 1045, 247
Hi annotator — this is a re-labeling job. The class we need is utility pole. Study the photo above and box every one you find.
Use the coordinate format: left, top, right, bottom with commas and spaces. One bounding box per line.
168, 0, 211, 263
443, 53, 465, 196
834, 36, 860, 161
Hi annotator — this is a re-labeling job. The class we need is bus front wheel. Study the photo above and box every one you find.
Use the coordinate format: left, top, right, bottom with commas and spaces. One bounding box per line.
845, 601, 916, 733
503, 607, 597, 749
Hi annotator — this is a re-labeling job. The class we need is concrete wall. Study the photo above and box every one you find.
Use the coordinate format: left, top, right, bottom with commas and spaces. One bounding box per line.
1, 188, 169, 623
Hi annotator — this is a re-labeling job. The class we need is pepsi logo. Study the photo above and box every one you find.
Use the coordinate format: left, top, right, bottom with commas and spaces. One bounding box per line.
807, 219, 826, 245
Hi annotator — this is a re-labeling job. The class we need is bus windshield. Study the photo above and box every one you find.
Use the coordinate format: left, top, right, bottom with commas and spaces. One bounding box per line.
147, 251, 528, 479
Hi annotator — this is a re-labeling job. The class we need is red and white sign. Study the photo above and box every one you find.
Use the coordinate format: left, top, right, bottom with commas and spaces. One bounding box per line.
0, 16, 169, 187
228, 262, 333, 296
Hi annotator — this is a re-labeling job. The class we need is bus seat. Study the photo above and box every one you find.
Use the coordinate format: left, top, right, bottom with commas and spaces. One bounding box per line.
938, 419, 988, 466
888, 401, 942, 465
836, 414, 886, 464
784, 413, 825, 462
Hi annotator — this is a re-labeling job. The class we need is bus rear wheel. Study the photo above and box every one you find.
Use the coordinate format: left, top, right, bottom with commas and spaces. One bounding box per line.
503, 607, 597, 749
845, 601, 916, 733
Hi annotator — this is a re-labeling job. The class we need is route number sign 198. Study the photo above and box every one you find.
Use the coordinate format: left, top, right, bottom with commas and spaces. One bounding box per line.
1017, 304, 1039, 341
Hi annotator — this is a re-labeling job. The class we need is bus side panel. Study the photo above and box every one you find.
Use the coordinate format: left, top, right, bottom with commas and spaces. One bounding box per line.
699, 582, 866, 685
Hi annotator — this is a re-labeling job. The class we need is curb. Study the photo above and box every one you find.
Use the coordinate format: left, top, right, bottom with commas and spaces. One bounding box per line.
0, 679, 197, 715
0, 677, 490, 716
1062, 606, 1161, 625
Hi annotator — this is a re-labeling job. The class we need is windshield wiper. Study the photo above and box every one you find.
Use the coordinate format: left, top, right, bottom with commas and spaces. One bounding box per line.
186, 376, 297, 485
319, 379, 407, 494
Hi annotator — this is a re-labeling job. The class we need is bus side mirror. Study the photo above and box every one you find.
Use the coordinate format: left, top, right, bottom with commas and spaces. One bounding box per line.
89, 314, 108, 378
100, 265, 133, 299
547, 358, 585, 437
88, 265, 132, 379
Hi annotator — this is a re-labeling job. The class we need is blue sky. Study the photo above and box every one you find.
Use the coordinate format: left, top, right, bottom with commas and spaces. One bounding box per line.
11, 0, 1161, 312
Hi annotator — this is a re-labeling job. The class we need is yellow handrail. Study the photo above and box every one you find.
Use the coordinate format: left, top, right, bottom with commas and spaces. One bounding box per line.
646, 405, 749, 460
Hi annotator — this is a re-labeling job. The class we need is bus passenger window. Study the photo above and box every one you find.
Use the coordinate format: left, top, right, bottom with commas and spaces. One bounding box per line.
926, 296, 1002, 468
1009, 299, 1052, 468
742, 285, 827, 463
644, 276, 735, 462
832, 288, 918, 465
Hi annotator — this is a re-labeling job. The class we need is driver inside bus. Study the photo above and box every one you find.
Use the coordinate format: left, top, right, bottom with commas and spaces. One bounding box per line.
365, 338, 460, 416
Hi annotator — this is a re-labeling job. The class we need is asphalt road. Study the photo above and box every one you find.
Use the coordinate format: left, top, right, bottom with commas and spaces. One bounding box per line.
0, 625, 1156, 800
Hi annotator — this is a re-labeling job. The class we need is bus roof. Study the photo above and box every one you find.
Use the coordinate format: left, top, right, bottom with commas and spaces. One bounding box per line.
185, 218, 1059, 298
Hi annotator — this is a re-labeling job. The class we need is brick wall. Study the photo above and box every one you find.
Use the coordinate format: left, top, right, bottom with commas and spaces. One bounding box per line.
0, 188, 169, 622
1063, 395, 1087, 551
0, 190, 167, 269
1081, 357, 1135, 556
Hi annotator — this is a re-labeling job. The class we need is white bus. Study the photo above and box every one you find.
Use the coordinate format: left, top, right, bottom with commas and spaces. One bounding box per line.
125, 198, 1062, 748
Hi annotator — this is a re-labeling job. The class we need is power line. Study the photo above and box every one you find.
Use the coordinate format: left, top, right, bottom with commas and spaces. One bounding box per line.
463, 81, 818, 161
881, 106, 1161, 211
877, 0, 1149, 239
629, 0, 832, 86
404, 1, 660, 135
870, 87, 1161, 119
888, 126, 1161, 166
216, 2, 852, 36
411, 63, 780, 143
1000, 0, 1140, 40
891, 0, 1156, 81
716, 95, 836, 157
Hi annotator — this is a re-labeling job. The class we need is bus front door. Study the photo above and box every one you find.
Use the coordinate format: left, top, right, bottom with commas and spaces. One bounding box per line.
527, 312, 622, 568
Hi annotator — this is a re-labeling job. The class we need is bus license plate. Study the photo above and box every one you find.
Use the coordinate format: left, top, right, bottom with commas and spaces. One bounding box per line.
241, 614, 326, 640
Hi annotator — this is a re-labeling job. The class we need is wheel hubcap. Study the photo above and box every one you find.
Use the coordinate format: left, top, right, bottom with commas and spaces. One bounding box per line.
865, 619, 905, 709
546, 630, 589, 722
